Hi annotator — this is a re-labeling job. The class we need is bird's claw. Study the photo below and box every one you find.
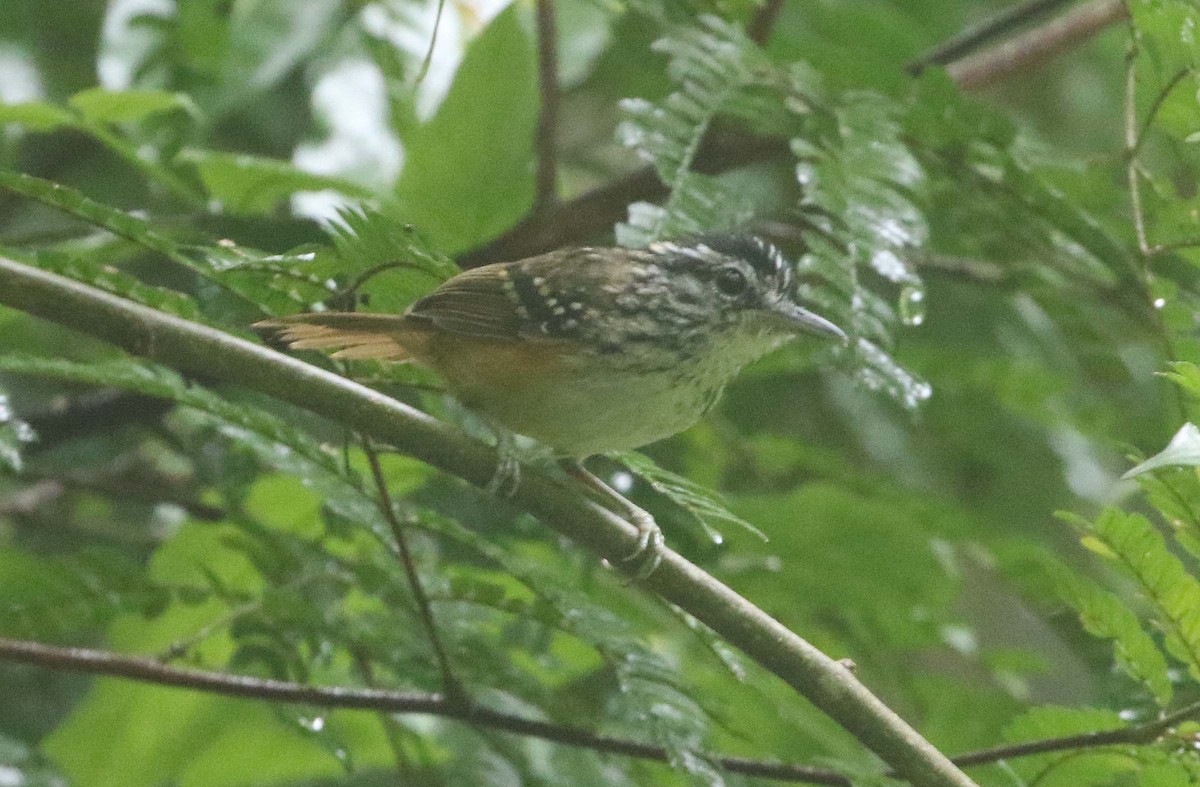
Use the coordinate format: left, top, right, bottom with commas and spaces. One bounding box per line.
485, 449, 521, 498
619, 509, 664, 581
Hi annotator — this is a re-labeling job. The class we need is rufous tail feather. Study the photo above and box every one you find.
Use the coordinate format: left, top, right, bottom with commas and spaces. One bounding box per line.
255, 313, 414, 361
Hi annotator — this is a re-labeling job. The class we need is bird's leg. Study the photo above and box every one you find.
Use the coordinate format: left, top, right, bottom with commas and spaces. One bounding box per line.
485, 427, 522, 498
559, 459, 664, 579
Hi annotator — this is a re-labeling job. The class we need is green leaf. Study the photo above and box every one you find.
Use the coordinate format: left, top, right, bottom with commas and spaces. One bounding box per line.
616, 16, 769, 245
179, 149, 374, 217
1123, 423, 1200, 479
1043, 558, 1173, 706
393, 6, 538, 253
1077, 508, 1200, 683
68, 88, 197, 124
1159, 362, 1200, 400
0, 248, 203, 321
0, 100, 75, 131
0, 169, 191, 264
611, 450, 767, 543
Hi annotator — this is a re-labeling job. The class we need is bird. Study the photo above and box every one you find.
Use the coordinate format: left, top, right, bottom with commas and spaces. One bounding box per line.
257, 234, 846, 576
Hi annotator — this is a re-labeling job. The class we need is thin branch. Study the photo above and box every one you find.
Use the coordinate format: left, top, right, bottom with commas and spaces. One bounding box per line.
908, 0, 1075, 74
533, 0, 560, 212
946, 0, 1128, 91
0, 257, 973, 786
363, 442, 463, 701
1125, 44, 1152, 257
949, 701, 1200, 766
0, 635, 850, 786
1131, 67, 1193, 159
747, 0, 785, 46
3, 634, 1197, 784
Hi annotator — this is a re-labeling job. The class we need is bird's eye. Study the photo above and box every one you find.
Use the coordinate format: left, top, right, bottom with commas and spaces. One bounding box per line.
715, 267, 748, 296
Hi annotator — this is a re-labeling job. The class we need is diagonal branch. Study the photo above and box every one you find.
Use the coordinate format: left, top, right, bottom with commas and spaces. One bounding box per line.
0, 256, 974, 786
907, 0, 1075, 74
946, 0, 1128, 91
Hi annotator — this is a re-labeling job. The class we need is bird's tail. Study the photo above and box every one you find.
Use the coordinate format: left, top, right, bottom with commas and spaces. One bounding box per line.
255, 313, 416, 360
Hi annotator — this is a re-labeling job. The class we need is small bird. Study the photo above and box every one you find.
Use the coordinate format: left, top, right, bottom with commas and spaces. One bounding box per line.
258, 235, 846, 575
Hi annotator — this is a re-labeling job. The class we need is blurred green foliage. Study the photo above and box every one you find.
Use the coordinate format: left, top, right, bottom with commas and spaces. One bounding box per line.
2, 0, 1200, 785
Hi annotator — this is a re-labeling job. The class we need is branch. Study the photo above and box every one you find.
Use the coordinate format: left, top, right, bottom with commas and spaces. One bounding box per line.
0, 636, 851, 786
747, 0, 785, 46
363, 442, 462, 700
948, 700, 1200, 766
533, 0, 560, 212
0, 256, 974, 786
907, 0, 1075, 73
3, 634, 1194, 783
946, 0, 1129, 91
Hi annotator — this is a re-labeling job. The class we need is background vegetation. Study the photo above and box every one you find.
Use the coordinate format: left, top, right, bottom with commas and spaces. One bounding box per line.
1, 0, 1199, 784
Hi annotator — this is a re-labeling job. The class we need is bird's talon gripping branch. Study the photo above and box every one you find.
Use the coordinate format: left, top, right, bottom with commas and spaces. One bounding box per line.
485, 429, 522, 498
621, 508, 665, 580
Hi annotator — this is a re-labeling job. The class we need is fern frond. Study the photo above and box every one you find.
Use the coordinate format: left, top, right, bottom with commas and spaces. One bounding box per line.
1043, 558, 1173, 706
616, 16, 770, 246
1076, 508, 1200, 684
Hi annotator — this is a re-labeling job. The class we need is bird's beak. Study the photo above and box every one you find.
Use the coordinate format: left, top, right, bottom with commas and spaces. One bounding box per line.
767, 300, 848, 343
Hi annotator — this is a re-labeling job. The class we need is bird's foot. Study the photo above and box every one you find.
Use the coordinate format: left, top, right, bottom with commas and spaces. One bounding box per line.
619, 507, 665, 581
485, 435, 522, 498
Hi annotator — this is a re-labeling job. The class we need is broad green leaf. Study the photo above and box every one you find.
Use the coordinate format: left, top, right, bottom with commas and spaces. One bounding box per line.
180, 149, 374, 217
0, 100, 74, 131
1123, 422, 1200, 478
393, 6, 538, 253
68, 88, 198, 124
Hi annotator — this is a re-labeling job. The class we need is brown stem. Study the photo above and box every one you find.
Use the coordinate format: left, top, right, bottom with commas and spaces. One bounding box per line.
533, 0, 560, 212
363, 442, 463, 701
907, 0, 1075, 73
747, 0, 785, 46
3, 635, 1196, 783
946, 0, 1129, 91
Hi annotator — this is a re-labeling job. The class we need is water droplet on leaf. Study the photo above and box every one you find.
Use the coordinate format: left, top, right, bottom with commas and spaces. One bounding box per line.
899, 286, 926, 326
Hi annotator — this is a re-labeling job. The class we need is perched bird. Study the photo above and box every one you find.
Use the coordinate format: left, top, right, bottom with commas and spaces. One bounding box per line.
258, 235, 846, 575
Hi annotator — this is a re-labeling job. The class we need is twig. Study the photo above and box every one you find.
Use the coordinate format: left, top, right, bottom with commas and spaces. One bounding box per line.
2, 635, 1197, 784
533, 0, 560, 212
948, 700, 1200, 766
363, 442, 463, 701
1125, 43, 1152, 257
0, 257, 973, 785
0, 635, 849, 785
747, 0, 785, 46
1131, 67, 1193, 159
946, 0, 1128, 91
908, 0, 1075, 73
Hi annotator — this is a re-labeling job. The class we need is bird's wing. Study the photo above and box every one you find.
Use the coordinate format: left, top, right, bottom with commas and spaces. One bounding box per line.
405, 249, 627, 342
403, 261, 527, 339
